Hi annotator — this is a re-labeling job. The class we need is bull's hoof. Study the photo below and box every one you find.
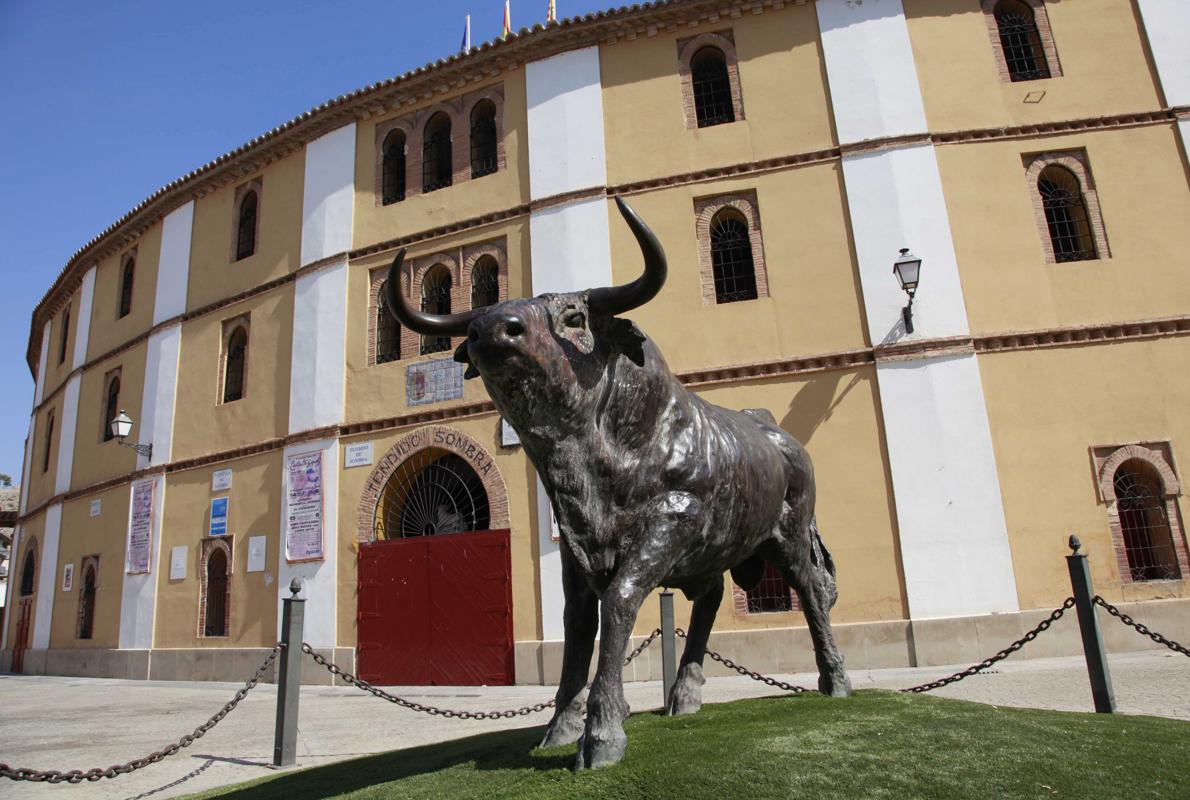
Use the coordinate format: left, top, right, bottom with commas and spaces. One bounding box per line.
574, 726, 627, 769
666, 662, 705, 716
819, 667, 852, 698
539, 712, 585, 748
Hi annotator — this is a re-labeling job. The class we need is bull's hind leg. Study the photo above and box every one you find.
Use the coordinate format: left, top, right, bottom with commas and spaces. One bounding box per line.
767, 517, 851, 697
540, 541, 599, 748
666, 575, 723, 716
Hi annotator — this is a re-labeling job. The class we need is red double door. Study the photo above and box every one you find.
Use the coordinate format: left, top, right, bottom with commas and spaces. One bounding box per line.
357, 529, 514, 686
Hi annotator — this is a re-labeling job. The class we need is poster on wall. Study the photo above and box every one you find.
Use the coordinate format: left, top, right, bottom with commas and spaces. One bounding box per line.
285, 451, 324, 562
212, 468, 233, 492
170, 546, 188, 580
126, 479, 155, 574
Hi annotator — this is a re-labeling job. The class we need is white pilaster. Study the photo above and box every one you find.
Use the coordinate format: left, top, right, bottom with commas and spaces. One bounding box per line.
138, 325, 182, 469
155, 201, 194, 324
33, 325, 51, 407
118, 475, 165, 650
54, 375, 81, 494
277, 437, 339, 648
288, 258, 348, 434
818, 0, 1019, 618
31, 503, 62, 650
300, 123, 357, 267
528, 198, 615, 294
72, 266, 96, 369
18, 416, 34, 515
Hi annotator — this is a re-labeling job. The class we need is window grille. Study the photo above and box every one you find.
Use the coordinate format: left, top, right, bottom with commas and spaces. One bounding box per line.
691, 47, 735, 128
1114, 462, 1181, 582
119, 259, 134, 318
470, 101, 498, 179
236, 191, 257, 260
376, 282, 401, 364
746, 562, 797, 613
422, 113, 453, 193
1039, 166, 1095, 262
223, 327, 248, 403
42, 412, 54, 473
420, 266, 452, 355
375, 451, 490, 540
20, 550, 35, 596
995, 1, 1050, 82
710, 211, 758, 303
58, 305, 71, 364
470, 256, 499, 309
77, 565, 97, 640
204, 548, 229, 637
102, 376, 120, 442
382, 131, 406, 205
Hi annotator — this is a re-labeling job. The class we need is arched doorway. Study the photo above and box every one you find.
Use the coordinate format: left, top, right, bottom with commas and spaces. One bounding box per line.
357, 428, 513, 686
12, 542, 37, 673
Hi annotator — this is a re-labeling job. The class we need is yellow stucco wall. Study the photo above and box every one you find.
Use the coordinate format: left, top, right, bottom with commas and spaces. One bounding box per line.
980, 337, 1190, 611
70, 342, 147, 491
86, 223, 162, 362
25, 399, 61, 512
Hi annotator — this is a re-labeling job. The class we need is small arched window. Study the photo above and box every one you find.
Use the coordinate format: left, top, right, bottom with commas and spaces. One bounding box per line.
691, 47, 735, 128
710, 208, 758, 304
376, 281, 402, 364
58, 305, 71, 365
382, 130, 406, 205
102, 375, 120, 442
20, 549, 36, 596
1038, 165, 1096, 262
420, 265, 452, 355
236, 190, 258, 261
994, 0, 1051, 82
118, 258, 135, 318
204, 548, 229, 637
223, 326, 248, 403
77, 564, 97, 640
1114, 461, 1181, 582
470, 100, 498, 179
422, 112, 453, 193
470, 255, 499, 309
42, 411, 55, 473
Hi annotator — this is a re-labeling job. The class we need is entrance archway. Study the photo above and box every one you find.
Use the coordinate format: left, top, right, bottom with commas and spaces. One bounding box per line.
356, 426, 513, 686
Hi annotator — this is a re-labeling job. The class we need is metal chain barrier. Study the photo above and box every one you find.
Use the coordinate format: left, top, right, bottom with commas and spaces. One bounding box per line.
0, 645, 281, 784
300, 629, 663, 720
676, 627, 811, 694
1093, 595, 1190, 657
901, 597, 1076, 693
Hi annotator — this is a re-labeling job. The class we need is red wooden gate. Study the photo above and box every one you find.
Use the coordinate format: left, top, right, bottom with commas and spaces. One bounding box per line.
11, 598, 33, 674
357, 529, 514, 685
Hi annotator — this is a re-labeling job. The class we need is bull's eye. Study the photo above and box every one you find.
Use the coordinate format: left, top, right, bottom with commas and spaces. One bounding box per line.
562, 310, 586, 329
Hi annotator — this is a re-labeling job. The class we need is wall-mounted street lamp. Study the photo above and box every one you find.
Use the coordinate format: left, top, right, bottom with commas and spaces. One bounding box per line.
892, 247, 922, 334
110, 410, 152, 459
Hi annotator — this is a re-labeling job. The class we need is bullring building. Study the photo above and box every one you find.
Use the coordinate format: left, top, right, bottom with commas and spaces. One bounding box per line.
5, 0, 1190, 685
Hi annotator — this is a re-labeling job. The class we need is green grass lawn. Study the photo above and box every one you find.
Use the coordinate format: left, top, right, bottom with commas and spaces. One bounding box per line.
189, 691, 1188, 800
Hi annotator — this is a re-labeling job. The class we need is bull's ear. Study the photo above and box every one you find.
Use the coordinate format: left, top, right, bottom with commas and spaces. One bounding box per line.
453, 341, 480, 379
604, 317, 647, 367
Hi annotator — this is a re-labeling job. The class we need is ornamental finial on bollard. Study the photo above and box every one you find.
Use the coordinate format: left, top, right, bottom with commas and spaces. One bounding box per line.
1068, 534, 1082, 554
289, 577, 302, 597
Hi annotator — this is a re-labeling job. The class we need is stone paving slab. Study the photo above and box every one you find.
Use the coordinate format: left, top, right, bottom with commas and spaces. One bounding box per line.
0, 650, 1186, 800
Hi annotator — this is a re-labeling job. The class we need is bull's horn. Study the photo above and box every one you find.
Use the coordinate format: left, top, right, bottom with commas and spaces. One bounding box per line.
384, 249, 484, 336
588, 196, 668, 316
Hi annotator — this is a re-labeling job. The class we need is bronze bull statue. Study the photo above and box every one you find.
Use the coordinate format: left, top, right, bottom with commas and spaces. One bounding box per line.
384, 197, 850, 768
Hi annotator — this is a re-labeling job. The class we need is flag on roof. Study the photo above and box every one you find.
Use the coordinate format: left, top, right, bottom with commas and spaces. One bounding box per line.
502, 1, 511, 40
461, 14, 471, 53
547, 0, 556, 23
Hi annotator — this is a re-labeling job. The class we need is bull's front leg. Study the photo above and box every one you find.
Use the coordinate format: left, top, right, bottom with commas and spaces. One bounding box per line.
577, 492, 701, 769
540, 539, 599, 748
667, 574, 723, 716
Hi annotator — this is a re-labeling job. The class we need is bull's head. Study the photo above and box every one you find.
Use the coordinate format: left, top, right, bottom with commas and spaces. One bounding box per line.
382, 197, 667, 436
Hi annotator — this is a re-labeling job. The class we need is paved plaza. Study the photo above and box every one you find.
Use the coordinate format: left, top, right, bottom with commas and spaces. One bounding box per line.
1, 649, 1187, 800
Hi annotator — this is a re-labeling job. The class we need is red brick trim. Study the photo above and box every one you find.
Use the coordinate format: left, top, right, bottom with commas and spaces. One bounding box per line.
874, 336, 975, 363
465, 85, 507, 180
218, 313, 251, 404
528, 186, 608, 213
355, 425, 510, 543
230, 179, 263, 262
99, 366, 122, 443
1023, 149, 1110, 264
980, 0, 1062, 83
117, 249, 137, 320
373, 119, 413, 208
676, 30, 745, 130
693, 191, 768, 305
197, 536, 233, 638
75, 555, 100, 640
463, 241, 508, 310
17, 536, 38, 598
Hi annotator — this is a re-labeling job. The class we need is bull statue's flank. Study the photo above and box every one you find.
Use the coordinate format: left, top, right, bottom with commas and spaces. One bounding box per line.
384, 197, 851, 768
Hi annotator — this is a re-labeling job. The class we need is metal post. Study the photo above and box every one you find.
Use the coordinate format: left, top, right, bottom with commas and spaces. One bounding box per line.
1066, 535, 1116, 713
660, 590, 677, 710
273, 578, 306, 767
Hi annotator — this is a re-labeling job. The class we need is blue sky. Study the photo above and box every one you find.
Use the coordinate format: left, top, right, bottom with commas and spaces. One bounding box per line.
0, 0, 616, 482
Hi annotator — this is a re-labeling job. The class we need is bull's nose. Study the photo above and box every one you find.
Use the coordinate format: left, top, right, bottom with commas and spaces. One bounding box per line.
469, 314, 525, 344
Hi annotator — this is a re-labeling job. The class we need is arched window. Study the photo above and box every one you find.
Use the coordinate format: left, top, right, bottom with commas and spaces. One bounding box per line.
375, 450, 491, 540
42, 411, 54, 473
20, 549, 36, 596
994, 0, 1051, 82
422, 112, 453, 193
204, 548, 229, 637
470, 255, 499, 309
691, 46, 735, 128
420, 266, 453, 355
77, 563, 97, 640
376, 281, 402, 364
745, 563, 798, 613
236, 190, 258, 260
382, 130, 406, 205
1038, 165, 1096, 262
223, 326, 248, 403
470, 100, 498, 179
710, 208, 758, 303
1114, 461, 1181, 582
102, 375, 120, 442
58, 305, 71, 365
118, 257, 135, 318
